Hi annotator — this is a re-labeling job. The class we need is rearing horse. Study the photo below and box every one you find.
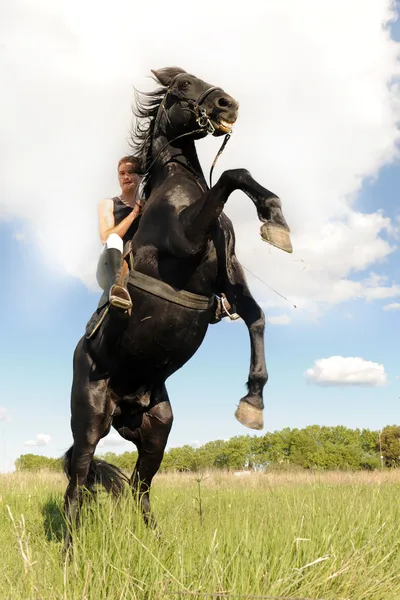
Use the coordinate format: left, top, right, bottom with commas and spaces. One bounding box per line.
63, 66, 292, 543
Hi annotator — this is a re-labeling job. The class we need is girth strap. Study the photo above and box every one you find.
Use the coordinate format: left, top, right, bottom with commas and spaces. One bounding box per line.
128, 270, 214, 311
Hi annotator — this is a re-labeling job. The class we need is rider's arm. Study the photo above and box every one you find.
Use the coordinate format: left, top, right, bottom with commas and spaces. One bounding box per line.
98, 198, 141, 245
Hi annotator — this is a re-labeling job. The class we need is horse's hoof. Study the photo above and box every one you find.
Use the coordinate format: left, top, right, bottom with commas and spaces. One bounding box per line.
260, 224, 293, 254
235, 401, 263, 430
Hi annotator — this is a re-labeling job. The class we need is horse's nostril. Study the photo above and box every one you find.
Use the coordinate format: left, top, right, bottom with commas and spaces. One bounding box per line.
217, 97, 231, 108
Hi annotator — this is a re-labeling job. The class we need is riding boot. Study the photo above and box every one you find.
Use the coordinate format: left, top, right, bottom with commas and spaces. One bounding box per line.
105, 247, 132, 312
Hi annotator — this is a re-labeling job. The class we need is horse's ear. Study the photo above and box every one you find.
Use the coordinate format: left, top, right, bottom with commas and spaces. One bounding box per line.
151, 67, 187, 87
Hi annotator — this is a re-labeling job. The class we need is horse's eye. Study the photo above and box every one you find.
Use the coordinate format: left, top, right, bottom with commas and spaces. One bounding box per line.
180, 80, 191, 90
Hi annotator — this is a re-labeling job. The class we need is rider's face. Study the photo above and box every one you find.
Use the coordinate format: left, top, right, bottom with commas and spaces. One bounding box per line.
118, 162, 140, 194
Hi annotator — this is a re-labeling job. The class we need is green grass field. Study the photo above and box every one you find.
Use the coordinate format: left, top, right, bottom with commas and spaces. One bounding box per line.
1, 469, 400, 600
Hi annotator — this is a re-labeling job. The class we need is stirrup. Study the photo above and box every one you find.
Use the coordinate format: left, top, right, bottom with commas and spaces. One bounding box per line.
220, 294, 240, 321
109, 284, 132, 312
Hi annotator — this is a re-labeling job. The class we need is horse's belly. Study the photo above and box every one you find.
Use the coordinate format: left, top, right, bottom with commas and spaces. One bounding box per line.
117, 302, 210, 377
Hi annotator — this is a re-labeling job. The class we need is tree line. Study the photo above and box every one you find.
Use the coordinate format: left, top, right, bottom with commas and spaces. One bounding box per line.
14, 425, 400, 473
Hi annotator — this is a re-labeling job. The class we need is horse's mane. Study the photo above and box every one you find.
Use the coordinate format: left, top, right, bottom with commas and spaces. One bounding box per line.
130, 83, 168, 198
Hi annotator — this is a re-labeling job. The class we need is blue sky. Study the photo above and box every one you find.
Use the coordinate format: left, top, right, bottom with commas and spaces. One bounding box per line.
0, 2, 399, 471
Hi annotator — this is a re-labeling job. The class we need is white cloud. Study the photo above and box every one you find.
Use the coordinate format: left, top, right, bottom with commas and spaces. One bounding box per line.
1, 0, 400, 315
97, 433, 127, 448
24, 433, 51, 447
13, 231, 27, 243
0, 407, 11, 422
305, 356, 388, 387
268, 314, 291, 325
189, 440, 201, 449
383, 302, 400, 310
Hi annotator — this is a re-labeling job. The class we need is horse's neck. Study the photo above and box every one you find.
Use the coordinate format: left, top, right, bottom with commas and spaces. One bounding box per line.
151, 134, 206, 186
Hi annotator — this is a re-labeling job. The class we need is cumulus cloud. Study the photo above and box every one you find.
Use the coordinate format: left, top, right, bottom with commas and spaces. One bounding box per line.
305, 356, 388, 387
97, 433, 127, 448
189, 440, 202, 449
13, 231, 27, 243
268, 314, 291, 325
1, 0, 400, 314
383, 302, 400, 310
24, 433, 51, 447
0, 407, 11, 422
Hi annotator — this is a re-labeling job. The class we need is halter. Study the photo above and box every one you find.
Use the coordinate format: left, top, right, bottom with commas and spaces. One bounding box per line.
142, 84, 232, 187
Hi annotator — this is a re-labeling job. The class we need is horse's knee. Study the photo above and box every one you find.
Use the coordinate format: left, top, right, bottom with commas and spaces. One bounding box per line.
251, 312, 265, 333
138, 401, 173, 456
220, 168, 251, 190
149, 401, 174, 430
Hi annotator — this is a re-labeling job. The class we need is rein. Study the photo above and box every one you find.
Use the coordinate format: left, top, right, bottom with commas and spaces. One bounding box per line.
209, 133, 231, 187
142, 85, 231, 189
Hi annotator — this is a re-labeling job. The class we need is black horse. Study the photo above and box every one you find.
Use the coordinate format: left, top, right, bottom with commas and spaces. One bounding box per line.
63, 67, 292, 542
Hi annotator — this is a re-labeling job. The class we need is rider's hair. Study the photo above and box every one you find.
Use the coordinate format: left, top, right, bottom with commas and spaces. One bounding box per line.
118, 155, 142, 173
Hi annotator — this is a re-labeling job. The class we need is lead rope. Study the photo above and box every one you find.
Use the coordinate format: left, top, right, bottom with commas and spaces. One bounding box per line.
241, 264, 297, 309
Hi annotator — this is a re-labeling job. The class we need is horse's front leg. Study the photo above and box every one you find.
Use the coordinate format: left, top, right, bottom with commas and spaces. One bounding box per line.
185, 168, 292, 254
222, 168, 292, 253
212, 216, 267, 430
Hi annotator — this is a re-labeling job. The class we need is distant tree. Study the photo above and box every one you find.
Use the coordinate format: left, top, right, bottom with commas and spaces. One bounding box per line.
380, 426, 400, 467
222, 436, 252, 470
257, 427, 293, 465
195, 440, 228, 470
15, 454, 62, 471
114, 451, 138, 470
97, 451, 138, 471
360, 428, 380, 454
161, 445, 199, 472
13, 424, 395, 474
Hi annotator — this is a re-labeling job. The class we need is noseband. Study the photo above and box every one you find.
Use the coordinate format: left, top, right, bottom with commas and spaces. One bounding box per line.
143, 84, 231, 187
188, 86, 222, 135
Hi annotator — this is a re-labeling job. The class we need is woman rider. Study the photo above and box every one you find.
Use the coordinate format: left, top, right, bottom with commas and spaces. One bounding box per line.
96, 155, 143, 311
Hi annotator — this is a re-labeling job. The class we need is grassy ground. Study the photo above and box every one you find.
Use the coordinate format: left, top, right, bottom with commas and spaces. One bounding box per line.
1, 469, 400, 600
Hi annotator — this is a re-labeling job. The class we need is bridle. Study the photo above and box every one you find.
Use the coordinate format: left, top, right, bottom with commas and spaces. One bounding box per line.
189, 85, 221, 134
142, 84, 232, 188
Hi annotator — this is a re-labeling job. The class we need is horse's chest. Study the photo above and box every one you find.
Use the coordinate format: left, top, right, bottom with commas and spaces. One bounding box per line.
197, 240, 218, 279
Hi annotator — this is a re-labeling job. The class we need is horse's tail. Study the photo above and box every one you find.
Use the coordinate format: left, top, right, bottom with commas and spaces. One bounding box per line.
63, 445, 129, 497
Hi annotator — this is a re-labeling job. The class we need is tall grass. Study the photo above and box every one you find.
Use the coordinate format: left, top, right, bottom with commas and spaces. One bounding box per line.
1, 470, 399, 599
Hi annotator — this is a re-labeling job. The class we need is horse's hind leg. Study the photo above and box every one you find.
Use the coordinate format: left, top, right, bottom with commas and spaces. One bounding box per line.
63, 338, 113, 547
124, 384, 173, 528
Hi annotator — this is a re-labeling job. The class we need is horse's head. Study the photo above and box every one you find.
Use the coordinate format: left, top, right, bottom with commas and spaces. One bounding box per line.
151, 67, 239, 139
